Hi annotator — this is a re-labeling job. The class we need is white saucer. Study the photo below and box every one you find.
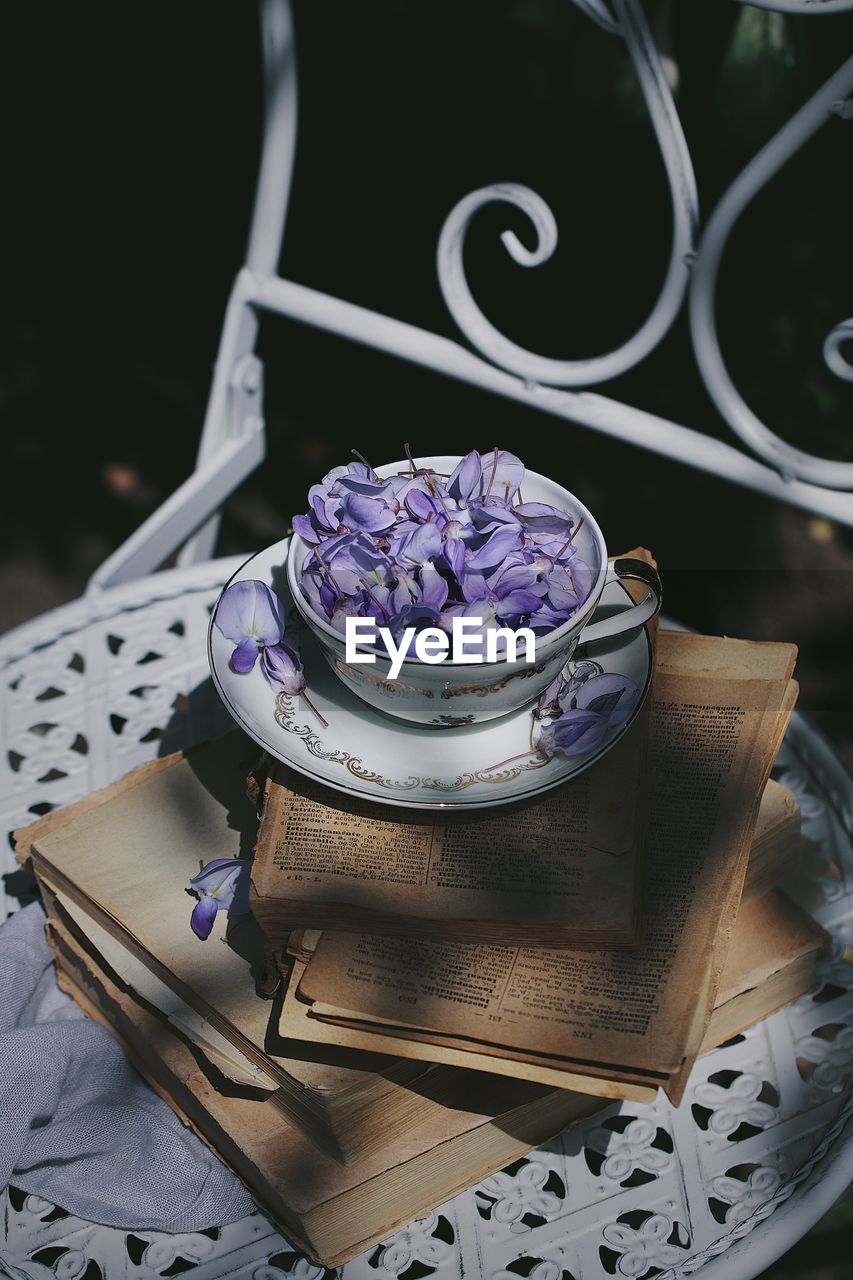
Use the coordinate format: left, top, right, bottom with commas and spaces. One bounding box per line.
208, 538, 652, 810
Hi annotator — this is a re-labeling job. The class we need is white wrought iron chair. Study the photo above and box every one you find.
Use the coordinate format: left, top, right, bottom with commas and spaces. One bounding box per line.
1, 2, 851, 1277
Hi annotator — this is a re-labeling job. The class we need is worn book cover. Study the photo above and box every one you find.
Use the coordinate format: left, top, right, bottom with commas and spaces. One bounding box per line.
15, 733, 443, 1163
49, 916, 603, 1266
45, 884, 824, 1266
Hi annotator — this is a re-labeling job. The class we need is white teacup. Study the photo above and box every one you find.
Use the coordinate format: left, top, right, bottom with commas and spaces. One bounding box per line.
286, 456, 660, 727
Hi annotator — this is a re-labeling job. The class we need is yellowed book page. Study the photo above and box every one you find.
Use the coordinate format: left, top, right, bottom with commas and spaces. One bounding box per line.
285, 778, 797, 966
687, 675, 799, 1100
299, 633, 797, 1099
279, 956, 657, 1102
714, 891, 827, 1006
42, 879, 278, 1093
253, 716, 645, 935
314, 889, 822, 1050
284, 880, 813, 1101
744, 781, 799, 902
753, 778, 797, 847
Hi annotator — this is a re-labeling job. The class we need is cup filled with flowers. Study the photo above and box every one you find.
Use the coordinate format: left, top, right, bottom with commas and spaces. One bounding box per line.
281, 448, 660, 727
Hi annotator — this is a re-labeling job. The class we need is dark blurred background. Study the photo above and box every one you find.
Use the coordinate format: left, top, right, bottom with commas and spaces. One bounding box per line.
0, 1, 851, 1269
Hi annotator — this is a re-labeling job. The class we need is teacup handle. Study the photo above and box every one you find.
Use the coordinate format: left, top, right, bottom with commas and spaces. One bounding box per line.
578, 557, 662, 647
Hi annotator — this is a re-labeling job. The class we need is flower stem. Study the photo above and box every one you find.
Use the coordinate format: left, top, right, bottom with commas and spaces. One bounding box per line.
485, 747, 545, 774
426, 475, 450, 516
314, 547, 343, 595
301, 689, 329, 728
403, 443, 449, 514
552, 517, 584, 563
484, 445, 499, 499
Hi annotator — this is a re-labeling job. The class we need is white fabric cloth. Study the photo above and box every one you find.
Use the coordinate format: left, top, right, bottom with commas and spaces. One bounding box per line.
0, 903, 253, 1230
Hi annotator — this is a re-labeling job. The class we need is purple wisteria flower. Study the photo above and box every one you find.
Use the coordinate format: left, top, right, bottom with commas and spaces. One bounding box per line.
260, 638, 304, 693
535, 667, 640, 760
215, 579, 284, 675
292, 447, 593, 649
214, 579, 327, 724
537, 709, 611, 760
188, 857, 251, 940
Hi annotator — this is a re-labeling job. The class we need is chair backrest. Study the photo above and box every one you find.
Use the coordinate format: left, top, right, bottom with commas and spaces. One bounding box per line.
89, 0, 853, 592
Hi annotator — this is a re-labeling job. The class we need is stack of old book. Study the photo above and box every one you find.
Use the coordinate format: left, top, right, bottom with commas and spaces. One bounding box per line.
15, 622, 826, 1267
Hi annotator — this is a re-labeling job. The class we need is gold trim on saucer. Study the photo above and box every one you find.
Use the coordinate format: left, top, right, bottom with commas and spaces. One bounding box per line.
273, 692, 548, 791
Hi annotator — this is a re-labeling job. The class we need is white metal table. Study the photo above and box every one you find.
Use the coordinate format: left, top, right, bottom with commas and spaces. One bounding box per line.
2, 0, 852, 1272
0, 559, 850, 1280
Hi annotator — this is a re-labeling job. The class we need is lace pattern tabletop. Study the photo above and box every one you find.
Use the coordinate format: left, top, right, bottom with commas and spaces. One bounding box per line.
1, 558, 851, 1280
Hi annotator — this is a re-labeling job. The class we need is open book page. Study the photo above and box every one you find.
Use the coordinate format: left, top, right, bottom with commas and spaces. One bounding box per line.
275, 885, 819, 1095
282, 777, 797, 966
252, 714, 646, 944
281, 952, 658, 1103
279, 885, 818, 1104
297, 633, 797, 1102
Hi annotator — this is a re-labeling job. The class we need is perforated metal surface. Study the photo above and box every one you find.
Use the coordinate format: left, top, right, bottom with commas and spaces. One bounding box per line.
0, 560, 850, 1280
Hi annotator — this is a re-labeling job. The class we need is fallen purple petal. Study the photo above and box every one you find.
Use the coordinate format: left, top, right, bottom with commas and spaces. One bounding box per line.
573, 672, 639, 726
216, 579, 284, 648
190, 895, 219, 940
537, 709, 609, 759
261, 641, 305, 694
229, 637, 260, 674
188, 857, 252, 940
